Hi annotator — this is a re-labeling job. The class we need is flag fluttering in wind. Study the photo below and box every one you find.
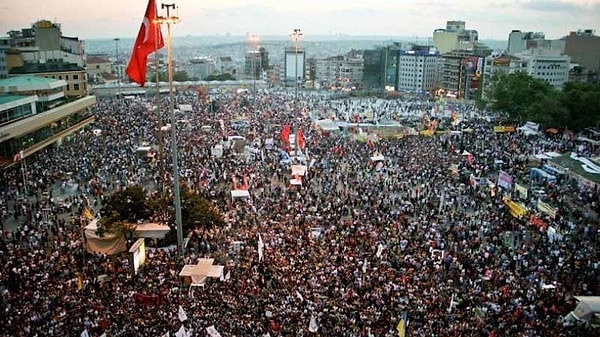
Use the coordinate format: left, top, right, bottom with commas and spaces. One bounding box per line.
448, 293, 459, 313
280, 124, 291, 149
178, 305, 188, 322
126, 0, 164, 86
258, 234, 265, 262
308, 314, 318, 333
175, 325, 187, 337
206, 326, 222, 337
296, 129, 305, 151
396, 311, 407, 337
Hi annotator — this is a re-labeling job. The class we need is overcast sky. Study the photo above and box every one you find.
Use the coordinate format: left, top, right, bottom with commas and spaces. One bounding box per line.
1, 0, 598, 40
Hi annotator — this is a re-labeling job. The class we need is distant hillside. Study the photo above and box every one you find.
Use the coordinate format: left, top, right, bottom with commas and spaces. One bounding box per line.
86, 35, 507, 68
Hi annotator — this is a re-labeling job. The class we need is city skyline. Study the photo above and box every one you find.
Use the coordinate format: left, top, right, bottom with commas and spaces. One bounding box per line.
0, 0, 599, 41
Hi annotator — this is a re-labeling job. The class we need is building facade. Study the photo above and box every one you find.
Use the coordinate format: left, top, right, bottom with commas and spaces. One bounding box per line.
362, 44, 401, 91
0, 75, 95, 168
397, 46, 440, 92
244, 51, 262, 80
86, 55, 113, 84
189, 57, 216, 81
564, 29, 600, 82
482, 49, 570, 93
315, 56, 363, 88
9, 62, 88, 97
512, 50, 570, 89
433, 21, 479, 54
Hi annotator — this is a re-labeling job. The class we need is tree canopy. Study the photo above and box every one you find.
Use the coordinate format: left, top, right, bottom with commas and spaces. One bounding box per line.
487, 72, 600, 132
98, 185, 224, 245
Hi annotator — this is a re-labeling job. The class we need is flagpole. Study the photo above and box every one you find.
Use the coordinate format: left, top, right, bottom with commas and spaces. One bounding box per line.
159, 2, 184, 256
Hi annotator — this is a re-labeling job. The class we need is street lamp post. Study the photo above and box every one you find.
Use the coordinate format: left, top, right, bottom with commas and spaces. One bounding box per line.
157, 3, 184, 256
290, 28, 303, 103
248, 34, 260, 117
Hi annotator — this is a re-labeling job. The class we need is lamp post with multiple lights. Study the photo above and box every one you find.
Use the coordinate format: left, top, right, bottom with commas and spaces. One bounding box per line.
156, 3, 184, 256
290, 28, 303, 103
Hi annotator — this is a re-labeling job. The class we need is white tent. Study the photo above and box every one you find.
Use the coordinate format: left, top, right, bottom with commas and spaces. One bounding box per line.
84, 220, 170, 255
231, 190, 250, 201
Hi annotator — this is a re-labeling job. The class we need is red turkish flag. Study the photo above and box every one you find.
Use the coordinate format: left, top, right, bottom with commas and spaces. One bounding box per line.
126, 0, 164, 87
280, 124, 291, 146
296, 128, 305, 151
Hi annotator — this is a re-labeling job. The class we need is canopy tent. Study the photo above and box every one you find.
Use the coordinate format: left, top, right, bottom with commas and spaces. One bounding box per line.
135, 222, 170, 239
84, 220, 170, 255
84, 220, 127, 255
179, 258, 225, 297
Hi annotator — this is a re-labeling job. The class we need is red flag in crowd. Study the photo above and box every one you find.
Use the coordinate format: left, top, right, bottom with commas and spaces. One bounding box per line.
126, 0, 164, 87
296, 129, 305, 151
280, 124, 291, 147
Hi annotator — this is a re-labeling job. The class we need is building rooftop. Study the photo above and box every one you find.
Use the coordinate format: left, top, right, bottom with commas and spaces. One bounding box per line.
87, 56, 110, 64
9, 62, 84, 74
0, 75, 66, 91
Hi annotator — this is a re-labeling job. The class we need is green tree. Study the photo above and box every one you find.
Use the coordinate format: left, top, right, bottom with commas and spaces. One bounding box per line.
205, 73, 236, 81
149, 185, 224, 245
488, 71, 556, 122
98, 186, 151, 234
561, 82, 600, 131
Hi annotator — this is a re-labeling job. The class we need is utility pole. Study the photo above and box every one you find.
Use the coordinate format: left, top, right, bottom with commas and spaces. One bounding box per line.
157, 2, 184, 256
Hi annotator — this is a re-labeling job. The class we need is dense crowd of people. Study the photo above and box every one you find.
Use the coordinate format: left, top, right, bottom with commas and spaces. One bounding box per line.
0, 89, 599, 337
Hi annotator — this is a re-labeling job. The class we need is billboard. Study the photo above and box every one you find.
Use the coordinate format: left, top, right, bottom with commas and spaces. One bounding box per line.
129, 238, 146, 276
284, 50, 305, 81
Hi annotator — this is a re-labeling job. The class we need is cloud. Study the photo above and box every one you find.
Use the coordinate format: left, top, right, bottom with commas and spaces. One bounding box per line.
519, 0, 599, 12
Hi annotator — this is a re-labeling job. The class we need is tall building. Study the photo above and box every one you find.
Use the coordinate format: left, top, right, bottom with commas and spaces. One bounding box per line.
189, 57, 216, 80
362, 44, 401, 91
0, 75, 96, 168
244, 51, 261, 80
6, 20, 86, 68
564, 29, 600, 82
283, 47, 305, 87
439, 50, 474, 98
218, 56, 236, 77
315, 55, 363, 88
482, 49, 570, 92
508, 30, 546, 54
86, 55, 114, 84
397, 46, 440, 92
512, 49, 570, 89
433, 20, 478, 54
3, 20, 88, 96
259, 47, 269, 72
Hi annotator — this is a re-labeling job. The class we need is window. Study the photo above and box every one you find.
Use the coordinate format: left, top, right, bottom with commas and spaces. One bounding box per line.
67, 84, 70, 91
65, 75, 69, 80
74, 83, 80, 91
73, 74, 79, 80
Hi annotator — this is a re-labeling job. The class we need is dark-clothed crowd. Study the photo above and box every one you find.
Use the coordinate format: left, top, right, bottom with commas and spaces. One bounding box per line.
0, 89, 599, 337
